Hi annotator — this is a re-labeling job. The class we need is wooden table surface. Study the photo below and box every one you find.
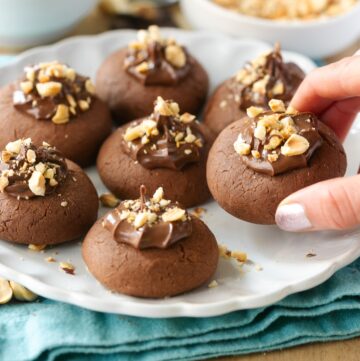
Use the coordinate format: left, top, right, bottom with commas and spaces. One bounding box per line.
1, 5, 359, 361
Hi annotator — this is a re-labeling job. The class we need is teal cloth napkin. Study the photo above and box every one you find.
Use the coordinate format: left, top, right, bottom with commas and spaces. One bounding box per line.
1, 54, 360, 361
0, 258, 360, 361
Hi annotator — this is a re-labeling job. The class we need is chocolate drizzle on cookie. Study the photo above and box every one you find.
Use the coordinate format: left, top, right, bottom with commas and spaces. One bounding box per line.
13, 61, 96, 124
122, 97, 204, 170
233, 99, 323, 176
230, 44, 305, 111
0, 138, 68, 199
124, 25, 191, 86
102, 185, 192, 249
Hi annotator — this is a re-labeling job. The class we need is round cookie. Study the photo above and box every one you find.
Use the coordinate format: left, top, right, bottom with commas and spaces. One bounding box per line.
0, 139, 99, 245
96, 26, 208, 124
0, 61, 112, 167
204, 45, 305, 135
207, 101, 347, 225
97, 97, 214, 208
82, 187, 219, 298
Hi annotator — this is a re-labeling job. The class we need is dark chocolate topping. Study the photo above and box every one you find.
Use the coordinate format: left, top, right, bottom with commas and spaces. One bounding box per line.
13, 62, 95, 122
231, 45, 305, 111
0, 139, 67, 199
122, 98, 204, 170
103, 186, 192, 249
235, 106, 323, 176
124, 27, 191, 86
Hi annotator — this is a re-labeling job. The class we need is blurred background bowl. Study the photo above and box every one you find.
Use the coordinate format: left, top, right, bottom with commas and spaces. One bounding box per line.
180, 0, 360, 58
0, 0, 98, 48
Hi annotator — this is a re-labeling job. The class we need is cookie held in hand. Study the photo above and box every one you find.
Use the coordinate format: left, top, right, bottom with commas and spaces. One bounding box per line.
207, 99, 347, 224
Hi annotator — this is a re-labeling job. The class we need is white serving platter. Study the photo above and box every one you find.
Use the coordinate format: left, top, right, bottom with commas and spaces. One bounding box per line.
0, 29, 359, 318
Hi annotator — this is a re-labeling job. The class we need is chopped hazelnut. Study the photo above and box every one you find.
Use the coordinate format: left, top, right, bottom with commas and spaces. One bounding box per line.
100, 193, 119, 208
78, 100, 90, 112
0, 176, 9, 193
85, 79, 96, 95
28, 171, 46, 196
26, 149, 36, 164
135, 61, 149, 74
165, 45, 186, 68
162, 207, 186, 222
281, 134, 310, 156
152, 187, 164, 203
134, 212, 148, 229
269, 99, 286, 112
5, 140, 22, 154
20, 81, 33, 95
254, 124, 267, 141
180, 113, 196, 123
234, 135, 251, 155
36, 81, 62, 97
52, 104, 70, 124
246, 106, 263, 118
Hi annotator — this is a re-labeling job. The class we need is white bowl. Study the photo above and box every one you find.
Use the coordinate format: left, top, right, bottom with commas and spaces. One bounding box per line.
181, 0, 360, 58
0, 0, 98, 48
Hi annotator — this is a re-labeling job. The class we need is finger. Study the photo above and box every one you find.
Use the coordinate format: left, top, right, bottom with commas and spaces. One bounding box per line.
319, 97, 360, 141
291, 56, 360, 114
275, 175, 360, 231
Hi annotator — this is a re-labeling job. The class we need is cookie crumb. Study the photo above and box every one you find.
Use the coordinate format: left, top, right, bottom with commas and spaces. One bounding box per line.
100, 193, 119, 208
231, 251, 247, 263
208, 280, 218, 288
191, 207, 206, 218
28, 244, 46, 252
45, 257, 56, 263
59, 262, 75, 275
218, 244, 232, 259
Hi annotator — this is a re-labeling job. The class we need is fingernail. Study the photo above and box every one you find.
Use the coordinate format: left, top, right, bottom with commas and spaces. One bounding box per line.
275, 203, 312, 232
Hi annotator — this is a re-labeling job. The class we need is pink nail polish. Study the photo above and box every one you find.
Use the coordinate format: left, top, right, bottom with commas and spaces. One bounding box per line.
275, 203, 312, 232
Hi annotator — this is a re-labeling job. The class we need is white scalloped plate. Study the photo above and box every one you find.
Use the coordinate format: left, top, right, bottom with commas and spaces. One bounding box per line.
0, 29, 359, 318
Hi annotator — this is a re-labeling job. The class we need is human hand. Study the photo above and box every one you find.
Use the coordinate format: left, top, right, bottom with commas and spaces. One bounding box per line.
275, 53, 360, 232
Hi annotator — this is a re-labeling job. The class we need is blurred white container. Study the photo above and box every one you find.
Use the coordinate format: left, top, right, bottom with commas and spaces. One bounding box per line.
181, 0, 360, 58
0, 0, 98, 48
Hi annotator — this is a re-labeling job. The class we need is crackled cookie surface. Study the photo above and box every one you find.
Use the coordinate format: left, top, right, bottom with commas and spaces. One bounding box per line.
83, 186, 219, 298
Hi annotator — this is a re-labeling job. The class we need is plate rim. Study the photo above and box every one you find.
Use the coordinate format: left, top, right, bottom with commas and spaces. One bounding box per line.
0, 28, 357, 318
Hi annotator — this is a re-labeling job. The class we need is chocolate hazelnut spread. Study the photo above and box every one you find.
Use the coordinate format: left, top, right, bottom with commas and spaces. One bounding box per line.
124, 25, 191, 86
230, 44, 305, 111
234, 100, 323, 176
13, 61, 95, 124
103, 186, 192, 249
122, 97, 204, 170
0, 138, 67, 199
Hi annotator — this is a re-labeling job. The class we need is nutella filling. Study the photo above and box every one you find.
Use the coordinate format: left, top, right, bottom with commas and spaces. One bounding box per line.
13, 61, 96, 124
103, 185, 192, 249
231, 44, 305, 111
0, 138, 68, 199
124, 25, 191, 86
122, 97, 204, 170
234, 99, 323, 176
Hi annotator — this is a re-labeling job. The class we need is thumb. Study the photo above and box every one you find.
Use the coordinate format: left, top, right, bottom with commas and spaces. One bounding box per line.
275, 175, 360, 232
